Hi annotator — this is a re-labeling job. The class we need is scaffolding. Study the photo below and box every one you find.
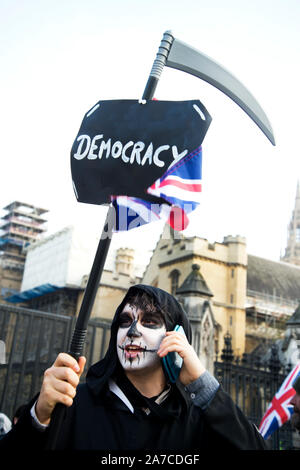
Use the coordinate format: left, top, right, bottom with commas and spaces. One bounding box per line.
0, 201, 48, 293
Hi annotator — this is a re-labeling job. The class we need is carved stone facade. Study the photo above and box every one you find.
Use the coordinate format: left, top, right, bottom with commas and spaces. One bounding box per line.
143, 225, 247, 358
280, 303, 300, 366
142, 222, 300, 364
281, 181, 300, 266
6, 193, 300, 369
176, 264, 217, 374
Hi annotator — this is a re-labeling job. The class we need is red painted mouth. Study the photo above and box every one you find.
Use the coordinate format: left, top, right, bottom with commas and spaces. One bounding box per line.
125, 344, 144, 351
118, 343, 158, 360
124, 344, 144, 358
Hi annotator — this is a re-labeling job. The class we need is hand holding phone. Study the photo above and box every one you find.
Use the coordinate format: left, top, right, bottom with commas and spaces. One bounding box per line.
162, 325, 186, 383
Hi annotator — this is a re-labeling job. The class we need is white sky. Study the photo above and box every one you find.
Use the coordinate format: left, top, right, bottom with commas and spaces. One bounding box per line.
1, 0, 300, 274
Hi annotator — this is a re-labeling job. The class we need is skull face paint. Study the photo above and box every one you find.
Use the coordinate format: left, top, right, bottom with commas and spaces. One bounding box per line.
117, 303, 166, 371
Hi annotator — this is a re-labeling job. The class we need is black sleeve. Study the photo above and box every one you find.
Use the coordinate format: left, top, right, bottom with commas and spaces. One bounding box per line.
202, 386, 270, 450
0, 395, 74, 451
0, 395, 49, 451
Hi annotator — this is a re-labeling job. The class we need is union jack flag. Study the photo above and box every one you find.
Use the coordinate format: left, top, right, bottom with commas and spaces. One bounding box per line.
147, 146, 202, 208
112, 146, 202, 232
259, 363, 300, 439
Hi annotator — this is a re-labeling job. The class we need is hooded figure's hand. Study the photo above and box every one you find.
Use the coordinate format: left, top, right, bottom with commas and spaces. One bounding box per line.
35, 353, 86, 425
157, 331, 205, 386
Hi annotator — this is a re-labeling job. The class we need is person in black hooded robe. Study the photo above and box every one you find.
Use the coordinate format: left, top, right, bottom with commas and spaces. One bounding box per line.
0, 284, 268, 451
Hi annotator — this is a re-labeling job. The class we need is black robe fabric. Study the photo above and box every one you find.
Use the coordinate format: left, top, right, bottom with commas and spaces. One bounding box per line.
0, 285, 268, 452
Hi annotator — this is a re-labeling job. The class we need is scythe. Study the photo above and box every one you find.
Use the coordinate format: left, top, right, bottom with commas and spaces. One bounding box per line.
46, 30, 275, 449
143, 31, 275, 145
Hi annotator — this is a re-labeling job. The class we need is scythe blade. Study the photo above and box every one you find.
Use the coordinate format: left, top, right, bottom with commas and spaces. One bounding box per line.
143, 31, 275, 145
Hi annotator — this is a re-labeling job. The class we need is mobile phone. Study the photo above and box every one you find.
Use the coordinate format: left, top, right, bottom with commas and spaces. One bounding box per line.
162, 325, 186, 383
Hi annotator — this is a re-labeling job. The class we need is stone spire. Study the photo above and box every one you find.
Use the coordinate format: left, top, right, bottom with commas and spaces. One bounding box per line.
176, 264, 213, 298
286, 301, 300, 326
281, 181, 300, 266
284, 301, 300, 366
176, 263, 215, 374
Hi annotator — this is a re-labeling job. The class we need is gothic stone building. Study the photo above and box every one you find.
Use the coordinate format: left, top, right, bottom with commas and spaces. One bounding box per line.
5, 184, 300, 369
142, 217, 300, 368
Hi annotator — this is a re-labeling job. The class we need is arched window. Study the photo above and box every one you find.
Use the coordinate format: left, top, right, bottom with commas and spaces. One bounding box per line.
169, 269, 180, 295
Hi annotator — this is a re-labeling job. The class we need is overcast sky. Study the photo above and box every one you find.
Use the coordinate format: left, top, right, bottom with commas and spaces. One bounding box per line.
1, 0, 300, 273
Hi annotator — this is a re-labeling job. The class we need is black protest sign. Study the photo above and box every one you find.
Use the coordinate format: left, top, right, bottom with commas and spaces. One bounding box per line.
70, 99, 212, 205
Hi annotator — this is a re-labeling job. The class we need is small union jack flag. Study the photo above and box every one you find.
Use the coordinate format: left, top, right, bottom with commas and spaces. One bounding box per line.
259, 363, 300, 439
111, 146, 203, 232
147, 145, 202, 208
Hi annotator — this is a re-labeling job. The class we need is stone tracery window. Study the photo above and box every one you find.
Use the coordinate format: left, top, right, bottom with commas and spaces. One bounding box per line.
169, 269, 180, 295
200, 310, 214, 372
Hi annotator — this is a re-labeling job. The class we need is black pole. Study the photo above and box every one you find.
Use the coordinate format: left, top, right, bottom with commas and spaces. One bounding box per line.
142, 31, 174, 100
68, 205, 115, 360
45, 204, 115, 449
45, 30, 174, 450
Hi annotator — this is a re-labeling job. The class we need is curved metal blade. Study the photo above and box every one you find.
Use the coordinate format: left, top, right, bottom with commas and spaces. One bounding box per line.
166, 36, 275, 146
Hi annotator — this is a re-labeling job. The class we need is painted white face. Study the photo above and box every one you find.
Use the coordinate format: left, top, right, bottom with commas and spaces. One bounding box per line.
116, 303, 166, 371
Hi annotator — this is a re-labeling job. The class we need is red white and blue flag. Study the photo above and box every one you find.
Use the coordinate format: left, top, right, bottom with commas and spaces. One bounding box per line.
148, 146, 202, 208
259, 363, 300, 439
112, 146, 202, 232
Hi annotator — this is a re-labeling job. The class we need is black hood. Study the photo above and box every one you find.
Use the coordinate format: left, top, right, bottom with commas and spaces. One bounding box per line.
86, 284, 192, 397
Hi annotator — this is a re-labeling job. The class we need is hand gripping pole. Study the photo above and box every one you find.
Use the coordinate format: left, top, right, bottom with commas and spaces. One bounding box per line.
45, 204, 115, 449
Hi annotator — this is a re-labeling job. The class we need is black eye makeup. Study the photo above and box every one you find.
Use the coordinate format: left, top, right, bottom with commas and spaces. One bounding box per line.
141, 313, 164, 329
118, 307, 165, 330
118, 313, 133, 328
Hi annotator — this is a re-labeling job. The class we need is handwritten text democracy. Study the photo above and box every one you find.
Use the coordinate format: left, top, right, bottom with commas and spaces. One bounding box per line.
73, 134, 188, 168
